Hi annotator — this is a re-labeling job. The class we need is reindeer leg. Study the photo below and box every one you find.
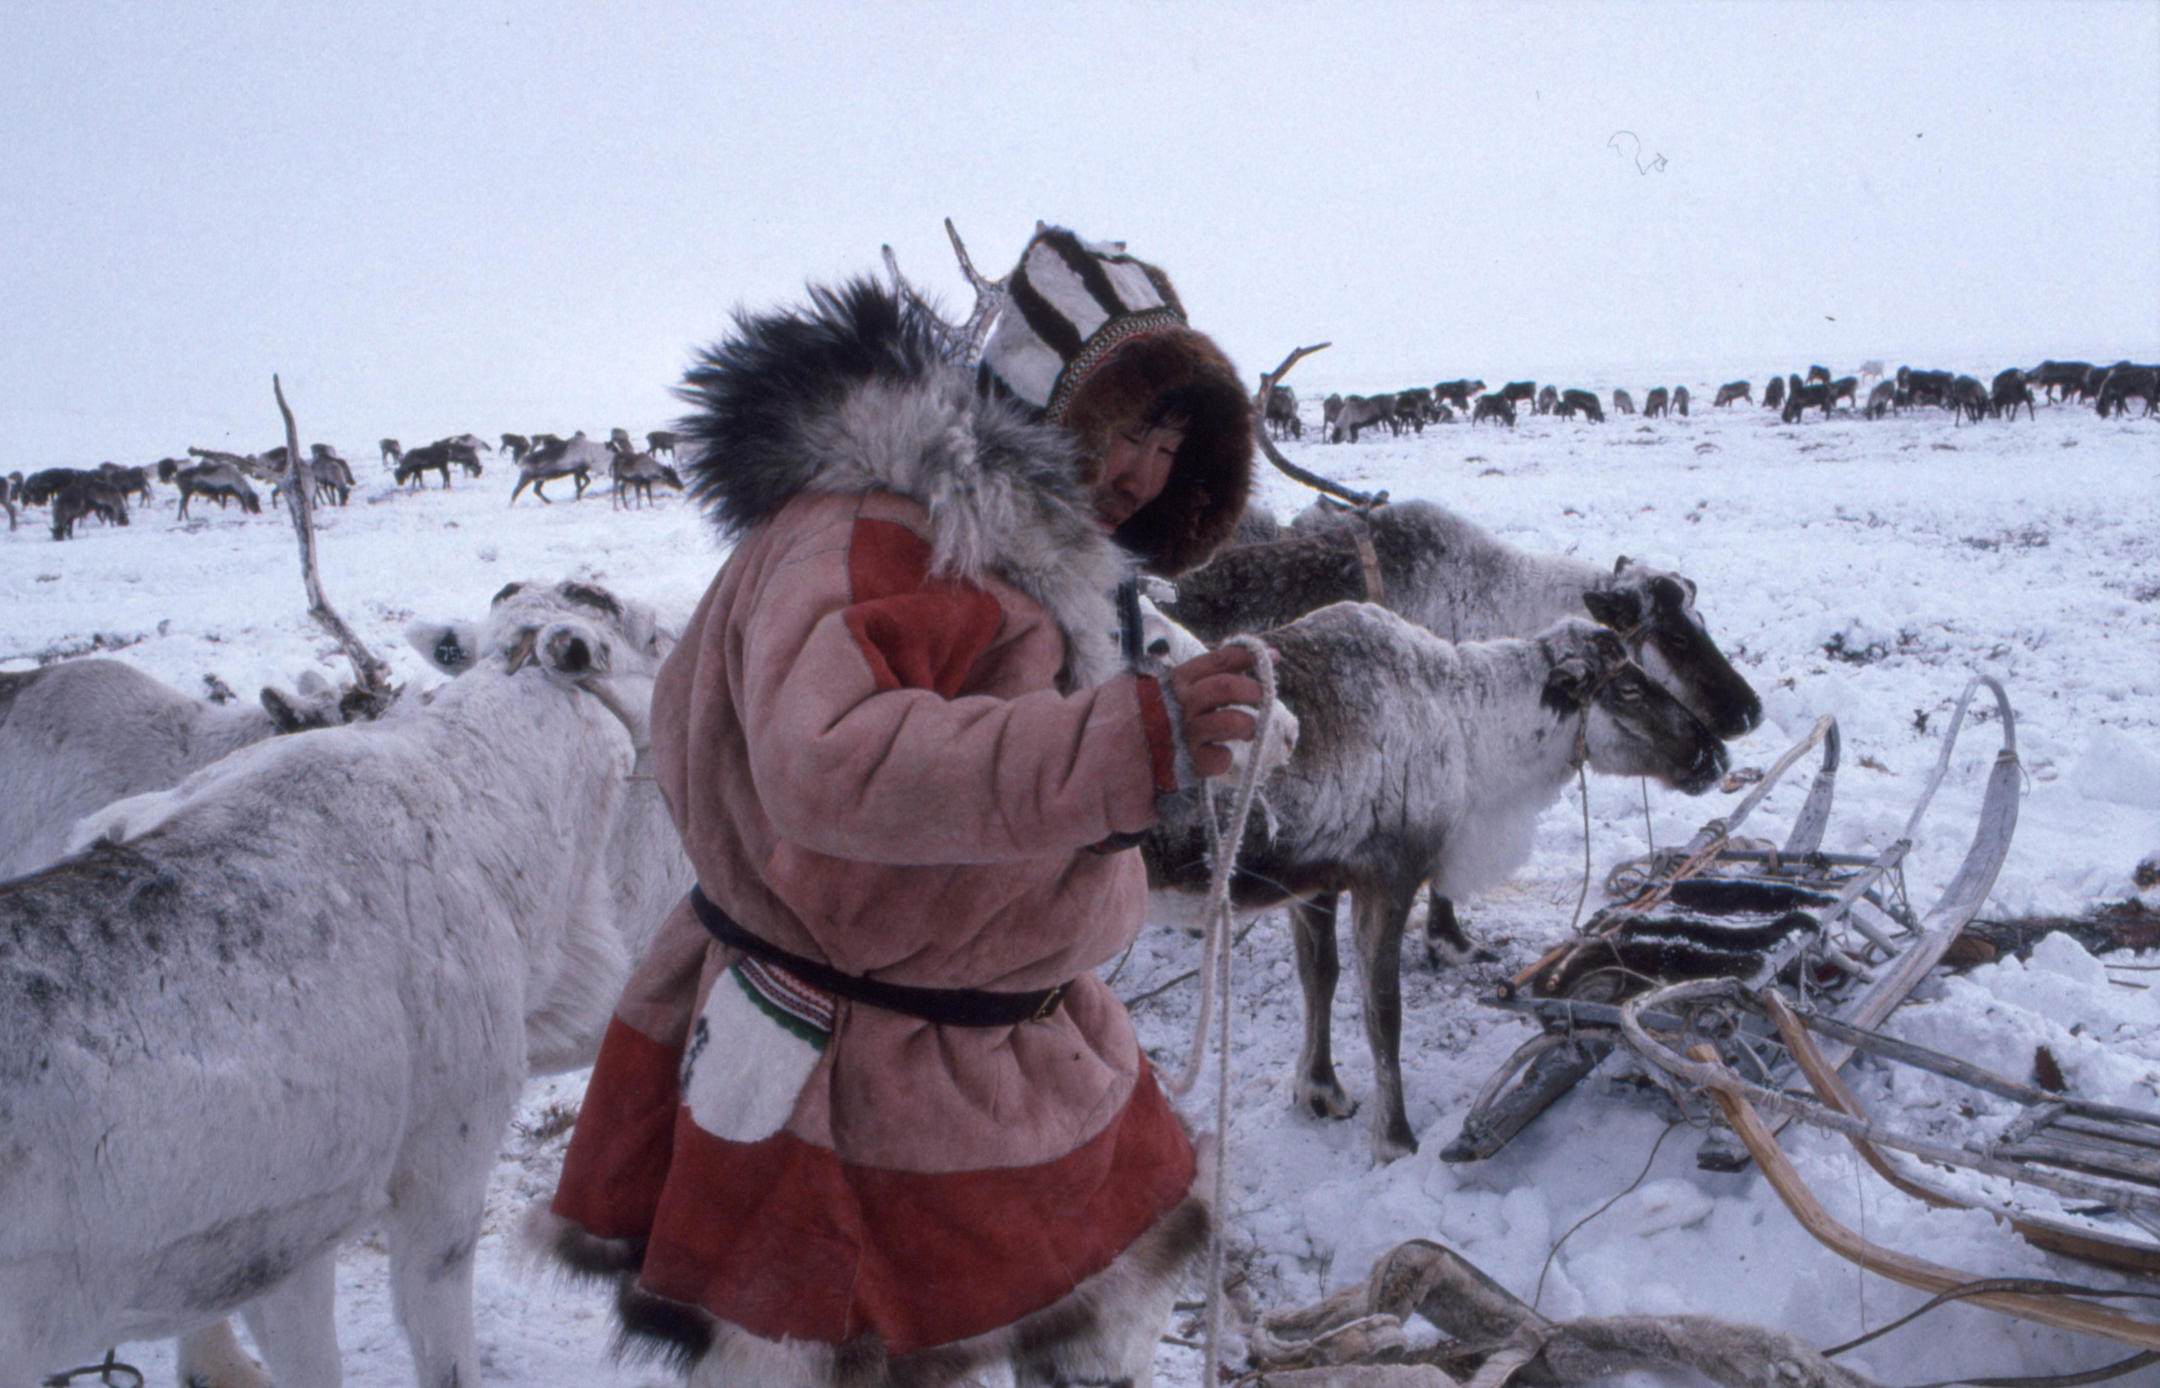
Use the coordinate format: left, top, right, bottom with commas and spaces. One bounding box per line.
382, 1091, 503, 1388
1420, 888, 1466, 966
1351, 880, 1420, 1162
1420, 889, 1493, 967
1290, 891, 1353, 1121
237, 1248, 341, 1387
175, 1318, 272, 1388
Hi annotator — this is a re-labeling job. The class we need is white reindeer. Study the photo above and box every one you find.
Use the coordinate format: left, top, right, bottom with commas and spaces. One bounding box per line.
1143, 605, 1725, 1161
0, 662, 349, 883
1169, 496, 1761, 957
0, 579, 692, 1388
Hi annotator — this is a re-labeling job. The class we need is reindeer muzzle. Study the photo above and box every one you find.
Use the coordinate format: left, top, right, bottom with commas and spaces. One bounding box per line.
540, 621, 611, 678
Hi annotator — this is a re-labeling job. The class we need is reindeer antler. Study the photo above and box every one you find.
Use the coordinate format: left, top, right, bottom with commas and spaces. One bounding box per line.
1256, 343, 1331, 403
273, 375, 395, 717
944, 219, 1009, 367
876, 222, 1003, 368
878, 219, 1011, 368
1248, 342, 1386, 510
880, 244, 943, 329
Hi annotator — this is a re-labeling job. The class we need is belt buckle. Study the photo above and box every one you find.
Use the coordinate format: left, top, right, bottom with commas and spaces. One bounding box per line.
1030, 983, 1068, 1024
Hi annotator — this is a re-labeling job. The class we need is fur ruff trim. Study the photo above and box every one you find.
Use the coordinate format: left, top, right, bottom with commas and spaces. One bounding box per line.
676, 281, 1135, 687
1061, 326, 1255, 578
977, 225, 1254, 576
529, 1144, 1214, 1388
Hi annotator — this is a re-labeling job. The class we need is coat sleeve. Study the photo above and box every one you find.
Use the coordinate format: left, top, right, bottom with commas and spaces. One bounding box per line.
735, 513, 1177, 866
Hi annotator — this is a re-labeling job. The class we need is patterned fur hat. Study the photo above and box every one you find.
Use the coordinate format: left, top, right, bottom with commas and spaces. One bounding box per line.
978, 226, 1252, 576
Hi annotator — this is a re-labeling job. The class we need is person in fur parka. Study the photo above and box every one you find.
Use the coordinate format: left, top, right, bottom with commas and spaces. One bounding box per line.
541, 228, 1260, 1387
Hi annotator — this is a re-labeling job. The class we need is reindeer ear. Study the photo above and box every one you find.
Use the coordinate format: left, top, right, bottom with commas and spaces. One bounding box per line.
1544, 653, 1595, 711
618, 601, 660, 655
406, 619, 480, 675
260, 683, 341, 732
1650, 574, 1691, 611
260, 686, 304, 732
261, 670, 345, 732
1581, 586, 1644, 631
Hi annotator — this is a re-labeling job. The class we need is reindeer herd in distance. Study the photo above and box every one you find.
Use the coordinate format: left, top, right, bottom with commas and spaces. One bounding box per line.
1269, 356, 2160, 443
13, 355, 2154, 542
3, 427, 689, 542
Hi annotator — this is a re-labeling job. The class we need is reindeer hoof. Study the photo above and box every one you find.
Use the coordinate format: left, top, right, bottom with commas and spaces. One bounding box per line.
1296, 1078, 1356, 1121
1424, 939, 1500, 970
1372, 1126, 1419, 1164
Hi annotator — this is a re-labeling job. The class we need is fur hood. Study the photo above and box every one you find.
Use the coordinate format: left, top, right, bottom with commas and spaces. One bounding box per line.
674, 281, 1143, 682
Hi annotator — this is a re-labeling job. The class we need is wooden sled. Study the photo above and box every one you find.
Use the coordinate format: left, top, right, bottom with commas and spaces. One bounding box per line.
1444, 675, 2021, 1167
1615, 982, 2160, 1346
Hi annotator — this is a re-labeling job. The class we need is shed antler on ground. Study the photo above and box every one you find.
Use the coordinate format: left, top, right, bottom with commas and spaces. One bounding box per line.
273, 375, 394, 717
1246, 1237, 1887, 1387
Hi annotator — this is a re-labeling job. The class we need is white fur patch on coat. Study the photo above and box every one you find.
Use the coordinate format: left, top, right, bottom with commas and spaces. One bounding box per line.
681, 969, 823, 1143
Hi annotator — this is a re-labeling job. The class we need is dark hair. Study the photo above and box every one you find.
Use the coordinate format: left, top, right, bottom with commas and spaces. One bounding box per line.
1143, 387, 1198, 435
1063, 334, 1209, 484
1057, 326, 1255, 575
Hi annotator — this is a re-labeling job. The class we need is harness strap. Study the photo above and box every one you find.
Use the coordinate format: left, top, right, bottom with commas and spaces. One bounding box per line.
688, 886, 1069, 1028
1352, 527, 1386, 605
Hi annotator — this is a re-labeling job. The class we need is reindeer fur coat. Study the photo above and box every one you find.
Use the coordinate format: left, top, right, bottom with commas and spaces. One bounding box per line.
545, 284, 1236, 1377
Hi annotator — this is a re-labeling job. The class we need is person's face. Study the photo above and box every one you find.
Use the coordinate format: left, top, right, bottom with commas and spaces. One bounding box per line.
1090, 423, 1184, 534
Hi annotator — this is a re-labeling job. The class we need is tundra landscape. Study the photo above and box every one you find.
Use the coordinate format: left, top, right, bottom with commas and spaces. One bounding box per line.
4, 373, 2156, 1385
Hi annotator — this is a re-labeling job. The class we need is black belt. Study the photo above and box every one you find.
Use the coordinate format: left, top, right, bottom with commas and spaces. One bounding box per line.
688, 886, 1070, 1028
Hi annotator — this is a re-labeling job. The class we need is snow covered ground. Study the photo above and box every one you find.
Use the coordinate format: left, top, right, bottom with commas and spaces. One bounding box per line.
6, 378, 2159, 1385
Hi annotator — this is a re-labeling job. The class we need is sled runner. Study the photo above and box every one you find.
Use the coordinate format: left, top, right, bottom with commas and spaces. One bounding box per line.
1444, 675, 2022, 1170
1616, 979, 2160, 1349
1625, 977, 2160, 1281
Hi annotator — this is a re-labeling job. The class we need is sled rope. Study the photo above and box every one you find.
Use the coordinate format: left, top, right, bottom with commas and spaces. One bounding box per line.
42, 1350, 144, 1388
1568, 762, 1596, 932
1162, 633, 1278, 1386
1532, 1118, 1684, 1311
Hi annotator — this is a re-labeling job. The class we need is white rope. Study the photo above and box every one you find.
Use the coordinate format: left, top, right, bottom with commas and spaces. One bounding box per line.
1165, 633, 1279, 1099
1157, 633, 1278, 1387
1566, 700, 1598, 932
1568, 762, 1596, 934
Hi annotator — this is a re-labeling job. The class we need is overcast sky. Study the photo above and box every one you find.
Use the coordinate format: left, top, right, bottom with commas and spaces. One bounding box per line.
5, 1, 2156, 466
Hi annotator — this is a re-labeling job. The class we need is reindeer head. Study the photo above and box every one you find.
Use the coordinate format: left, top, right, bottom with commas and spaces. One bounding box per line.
1539, 620, 1725, 794
1582, 559, 1761, 740
407, 579, 676, 755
